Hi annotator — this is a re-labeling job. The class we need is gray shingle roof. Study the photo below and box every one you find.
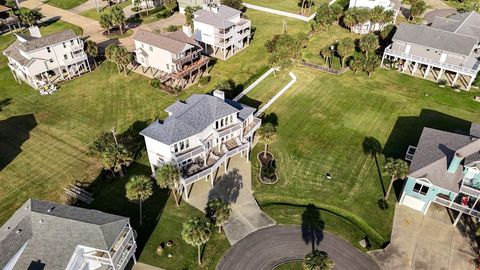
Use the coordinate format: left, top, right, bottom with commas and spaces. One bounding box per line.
3, 41, 30, 66
393, 23, 478, 56
16, 29, 78, 52
194, 5, 241, 29
0, 199, 129, 270
140, 93, 256, 145
409, 126, 480, 192
133, 29, 199, 54
432, 11, 480, 40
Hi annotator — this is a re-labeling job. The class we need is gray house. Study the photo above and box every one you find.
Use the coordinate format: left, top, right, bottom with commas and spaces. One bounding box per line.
177, 0, 219, 13
381, 11, 480, 90
0, 199, 137, 270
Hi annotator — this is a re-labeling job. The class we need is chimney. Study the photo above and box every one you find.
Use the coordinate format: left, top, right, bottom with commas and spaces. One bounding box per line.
182, 25, 192, 37
447, 152, 463, 174
213, 90, 225, 100
28, 26, 42, 38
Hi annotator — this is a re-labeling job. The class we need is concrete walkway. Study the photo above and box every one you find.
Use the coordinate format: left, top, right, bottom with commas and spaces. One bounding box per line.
243, 3, 315, 22
370, 204, 476, 269
255, 72, 297, 116
131, 262, 164, 270
185, 155, 276, 245
69, 0, 108, 14
217, 226, 380, 270
233, 68, 275, 101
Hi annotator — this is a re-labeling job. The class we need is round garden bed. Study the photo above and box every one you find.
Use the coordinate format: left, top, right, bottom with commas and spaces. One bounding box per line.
257, 151, 278, 184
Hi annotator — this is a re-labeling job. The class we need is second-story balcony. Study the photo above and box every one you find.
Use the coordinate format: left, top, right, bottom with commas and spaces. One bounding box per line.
384, 45, 480, 76
61, 52, 88, 65
434, 192, 480, 218
173, 49, 202, 66
243, 117, 261, 138
460, 178, 480, 197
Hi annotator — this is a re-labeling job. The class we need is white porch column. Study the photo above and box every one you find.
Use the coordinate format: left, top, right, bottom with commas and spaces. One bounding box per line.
150, 163, 156, 177
224, 159, 227, 173
210, 172, 214, 187
183, 184, 189, 201
412, 62, 419, 74
469, 196, 480, 214
424, 65, 431, 79
402, 60, 409, 73
132, 254, 137, 264
452, 73, 460, 86
467, 75, 475, 90
86, 59, 91, 72
437, 68, 445, 82
453, 212, 462, 226
380, 54, 386, 67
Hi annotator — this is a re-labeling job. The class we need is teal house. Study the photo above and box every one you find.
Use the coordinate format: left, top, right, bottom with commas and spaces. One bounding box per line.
400, 124, 480, 226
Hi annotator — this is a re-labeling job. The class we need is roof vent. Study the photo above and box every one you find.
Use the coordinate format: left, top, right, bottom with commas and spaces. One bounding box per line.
28, 26, 42, 38
16, 229, 22, 234
47, 207, 55, 213
39, 219, 43, 224
213, 90, 225, 100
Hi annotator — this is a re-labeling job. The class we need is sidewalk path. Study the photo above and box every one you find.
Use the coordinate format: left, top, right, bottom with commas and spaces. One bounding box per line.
69, 0, 107, 14
217, 226, 380, 270
243, 3, 315, 21
233, 68, 274, 101
255, 72, 296, 116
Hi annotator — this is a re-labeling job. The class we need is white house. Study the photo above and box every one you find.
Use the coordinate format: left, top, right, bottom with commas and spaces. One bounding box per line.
0, 199, 137, 270
131, 0, 162, 10
140, 90, 261, 199
193, 4, 251, 60
133, 27, 210, 87
177, 0, 219, 14
348, 0, 401, 34
381, 11, 480, 90
3, 27, 91, 90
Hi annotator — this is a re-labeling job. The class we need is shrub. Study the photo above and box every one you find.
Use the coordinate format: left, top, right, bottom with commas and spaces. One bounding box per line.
165, 24, 179, 32
198, 76, 211, 87
150, 78, 160, 88
155, 9, 172, 19
377, 198, 389, 210
438, 79, 447, 86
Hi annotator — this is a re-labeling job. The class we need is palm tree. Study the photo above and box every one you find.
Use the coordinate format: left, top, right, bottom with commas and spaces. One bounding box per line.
363, 54, 380, 77
369, 6, 385, 32
105, 44, 120, 72
111, 5, 126, 34
410, 0, 426, 21
359, 33, 379, 57
343, 10, 356, 33
114, 143, 133, 177
349, 54, 364, 74
384, 158, 409, 200
205, 198, 231, 233
336, 38, 354, 67
156, 164, 181, 206
319, 46, 331, 67
115, 46, 132, 75
164, 0, 177, 13
257, 122, 277, 158
99, 13, 113, 34
84, 40, 98, 68
182, 216, 211, 265
19, 9, 42, 27
125, 175, 153, 225
303, 250, 334, 270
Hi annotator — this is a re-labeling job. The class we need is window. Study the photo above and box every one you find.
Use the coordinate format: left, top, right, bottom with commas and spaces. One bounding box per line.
225, 116, 229, 125
47, 47, 51, 53
166, 64, 170, 70
174, 144, 178, 153
215, 121, 219, 129
413, 183, 429, 195
63, 42, 66, 48
185, 140, 189, 148
149, 46, 153, 52
70, 40, 74, 45
221, 119, 224, 127
180, 141, 185, 150
63, 54, 68, 60
49, 59, 54, 63
230, 115, 233, 123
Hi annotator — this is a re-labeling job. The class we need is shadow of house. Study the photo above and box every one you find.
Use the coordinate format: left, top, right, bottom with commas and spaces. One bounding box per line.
208, 168, 243, 204
0, 114, 37, 171
301, 204, 325, 252
27, 260, 46, 270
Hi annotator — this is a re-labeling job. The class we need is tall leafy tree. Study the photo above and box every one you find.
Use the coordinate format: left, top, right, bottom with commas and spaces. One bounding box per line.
156, 164, 181, 206
100, 13, 114, 34
350, 54, 364, 74
182, 216, 211, 265
363, 55, 380, 77
205, 199, 231, 233
88, 131, 133, 177
384, 158, 409, 200
164, 0, 177, 12
312, 3, 336, 31
257, 122, 277, 158
115, 46, 132, 75
336, 38, 355, 67
303, 250, 334, 270
359, 33, 379, 57
105, 44, 120, 72
84, 40, 98, 68
409, 0, 426, 20
125, 175, 153, 225
110, 5, 126, 34
221, 0, 243, 10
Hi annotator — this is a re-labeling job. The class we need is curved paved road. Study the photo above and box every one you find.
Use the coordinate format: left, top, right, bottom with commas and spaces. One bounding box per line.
217, 226, 380, 270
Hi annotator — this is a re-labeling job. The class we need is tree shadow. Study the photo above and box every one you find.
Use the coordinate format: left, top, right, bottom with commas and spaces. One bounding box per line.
301, 204, 325, 252
382, 109, 472, 160
362, 136, 385, 197
208, 168, 243, 204
0, 98, 12, 112
117, 120, 150, 159
0, 114, 37, 171
261, 112, 278, 127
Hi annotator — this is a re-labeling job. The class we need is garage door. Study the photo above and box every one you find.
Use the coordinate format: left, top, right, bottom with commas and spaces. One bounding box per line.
402, 195, 426, 212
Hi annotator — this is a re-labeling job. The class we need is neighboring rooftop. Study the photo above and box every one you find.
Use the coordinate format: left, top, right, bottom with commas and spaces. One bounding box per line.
393, 22, 479, 56
133, 28, 200, 54
0, 199, 129, 270
408, 125, 480, 192
194, 5, 241, 29
431, 11, 480, 40
140, 93, 256, 145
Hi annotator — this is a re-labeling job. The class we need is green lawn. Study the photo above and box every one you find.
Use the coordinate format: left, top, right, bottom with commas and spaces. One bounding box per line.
44, 0, 88, 9
274, 261, 303, 270
80, 1, 131, 21
244, 0, 328, 15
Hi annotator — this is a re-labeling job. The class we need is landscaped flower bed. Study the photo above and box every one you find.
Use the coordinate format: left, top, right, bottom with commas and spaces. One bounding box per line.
258, 151, 278, 184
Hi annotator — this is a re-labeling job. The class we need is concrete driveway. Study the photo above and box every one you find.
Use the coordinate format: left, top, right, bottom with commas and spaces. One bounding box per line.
218, 226, 380, 270
185, 155, 276, 245
371, 204, 476, 269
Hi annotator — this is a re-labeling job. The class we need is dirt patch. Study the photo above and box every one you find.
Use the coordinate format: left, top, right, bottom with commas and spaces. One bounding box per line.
257, 152, 278, 184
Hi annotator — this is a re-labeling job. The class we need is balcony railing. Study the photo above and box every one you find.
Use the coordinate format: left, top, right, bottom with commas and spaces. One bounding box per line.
217, 123, 242, 138
434, 195, 480, 218
61, 52, 87, 65
173, 50, 201, 66
384, 45, 479, 76
243, 117, 261, 137
460, 179, 480, 197
174, 145, 205, 164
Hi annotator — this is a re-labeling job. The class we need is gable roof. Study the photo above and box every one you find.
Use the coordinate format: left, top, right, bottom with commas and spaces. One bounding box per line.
194, 5, 241, 29
408, 126, 480, 192
140, 93, 256, 145
431, 11, 480, 40
133, 29, 200, 54
0, 199, 129, 270
15, 30, 78, 52
393, 23, 478, 56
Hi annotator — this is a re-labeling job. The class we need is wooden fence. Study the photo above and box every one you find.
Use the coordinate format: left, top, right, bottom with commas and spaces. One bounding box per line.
299, 60, 349, 75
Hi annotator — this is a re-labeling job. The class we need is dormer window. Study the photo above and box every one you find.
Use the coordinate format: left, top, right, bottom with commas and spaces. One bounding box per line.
47, 47, 51, 53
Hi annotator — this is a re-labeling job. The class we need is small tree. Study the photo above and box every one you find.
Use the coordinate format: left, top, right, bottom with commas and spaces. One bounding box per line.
88, 131, 133, 177
100, 13, 114, 34
105, 44, 120, 72
304, 250, 334, 270
156, 164, 181, 206
125, 175, 153, 225
363, 55, 380, 77
311, 4, 336, 31
343, 10, 356, 33
336, 38, 355, 67
182, 216, 211, 265
359, 33, 379, 57
205, 198, 231, 233
409, 0, 426, 21
384, 158, 409, 200
221, 0, 243, 10
319, 46, 331, 65
164, 0, 177, 13
84, 40, 99, 68
5, 0, 17, 9
19, 9, 42, 27
349, 54, 364, 74
111, 5, 126, 34
115, 46, 132, 75
185, 6, 202, 27
257, 122, 277, 158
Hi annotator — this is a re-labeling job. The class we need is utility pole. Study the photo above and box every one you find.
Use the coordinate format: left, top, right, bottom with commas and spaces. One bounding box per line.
282, 19, 287, 33
111, 127, 119, 148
